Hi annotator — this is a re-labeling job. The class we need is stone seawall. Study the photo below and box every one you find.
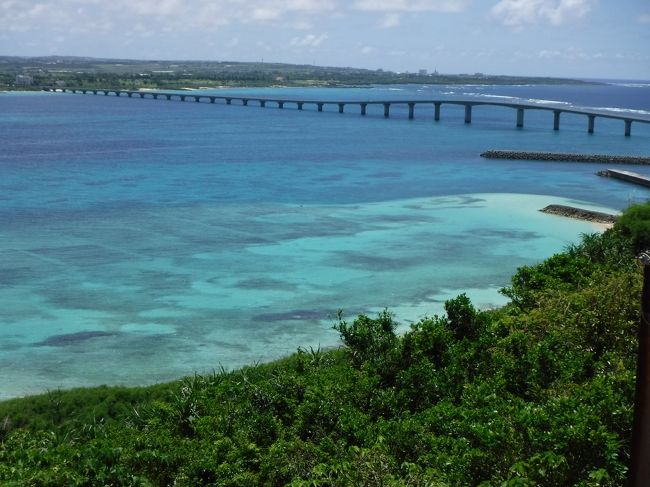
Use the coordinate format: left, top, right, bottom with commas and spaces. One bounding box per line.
481, 150, 650, 165
540, 204, 618, 224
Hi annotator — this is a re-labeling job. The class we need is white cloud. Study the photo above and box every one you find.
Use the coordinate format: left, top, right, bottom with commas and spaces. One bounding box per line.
255, 40, 272, 51
352, 0, 469, 12
638, 13, 650, 23
283, 0, 336, 11
378, 13, 401, 28
491, 0, 594, 27
251, 8, 282, 22
536, 47, 633, 62
0, 0, 473, 38
0, 0, 337, 34
538, 49, 562, 58
289, 33, 328, 47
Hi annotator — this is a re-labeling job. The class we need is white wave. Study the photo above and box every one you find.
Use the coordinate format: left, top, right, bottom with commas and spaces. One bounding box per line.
462, 93, 520, 100
588, 106, 650, 116
526, 99, 571, 106
608, 83, 650, 88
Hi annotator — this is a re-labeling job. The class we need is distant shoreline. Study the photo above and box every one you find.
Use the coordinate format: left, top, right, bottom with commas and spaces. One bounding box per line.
1, 55, 598, 92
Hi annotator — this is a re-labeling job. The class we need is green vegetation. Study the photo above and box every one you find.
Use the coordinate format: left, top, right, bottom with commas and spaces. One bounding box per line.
1, 203, 648, 486
0, 55, 594, 91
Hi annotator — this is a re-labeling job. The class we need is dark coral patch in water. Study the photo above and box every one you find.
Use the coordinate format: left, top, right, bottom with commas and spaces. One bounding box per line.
234, 277, 298, 291
253, 309, 330, 322
36, 331, 118, 347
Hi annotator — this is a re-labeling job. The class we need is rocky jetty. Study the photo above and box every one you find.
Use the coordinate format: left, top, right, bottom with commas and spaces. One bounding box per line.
481, 150, 650, 165
540, 204, 618, 224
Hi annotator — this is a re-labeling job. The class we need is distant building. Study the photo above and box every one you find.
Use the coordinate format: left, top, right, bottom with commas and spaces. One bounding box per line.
15, 75, 33, 86
418, 69, 428, 76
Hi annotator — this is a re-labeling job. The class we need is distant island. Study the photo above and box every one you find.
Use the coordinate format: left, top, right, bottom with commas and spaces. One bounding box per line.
0, 55, 596, 91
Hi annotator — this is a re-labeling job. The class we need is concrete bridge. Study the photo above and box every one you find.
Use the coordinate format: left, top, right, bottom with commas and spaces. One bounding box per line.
44, 87, 650, 137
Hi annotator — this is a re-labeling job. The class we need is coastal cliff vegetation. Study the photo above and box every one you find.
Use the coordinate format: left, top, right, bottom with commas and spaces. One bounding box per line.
1, 202, 649, 486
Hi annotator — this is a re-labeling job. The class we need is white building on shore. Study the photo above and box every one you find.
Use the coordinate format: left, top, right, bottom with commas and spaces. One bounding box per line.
15, 75, 33, 86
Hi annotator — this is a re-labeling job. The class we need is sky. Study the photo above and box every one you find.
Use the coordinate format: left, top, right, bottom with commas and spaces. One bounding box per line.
1, 0, 649, 79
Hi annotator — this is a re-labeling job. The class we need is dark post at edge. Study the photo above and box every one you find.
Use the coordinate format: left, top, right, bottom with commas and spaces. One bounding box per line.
629, 252, 650, 486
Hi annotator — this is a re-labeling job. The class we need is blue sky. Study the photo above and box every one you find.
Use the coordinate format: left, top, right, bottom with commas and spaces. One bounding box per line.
1, 0, 649, 79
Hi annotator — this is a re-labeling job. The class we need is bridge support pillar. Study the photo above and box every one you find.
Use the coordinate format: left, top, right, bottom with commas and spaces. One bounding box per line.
338, 103, 345, 114
384, 103, 390, 118
260, 100, 266, 108
226, 98, 232, 105
588, 115, 595, 134
104, 91, 109, 96
242, 99, 248, 106
360, 103, 367, 116
166, 95, 171, 100
278, 101, 284, 109
434, 102, 441, 121
408, 103, 415, 120
210, 97, 216, 103
317, 103, 324, 112
553, 110, 561, 131
93, 90, 98, 95
516, 108, 524, 128
180, 95, 186, 101
153, 94, 159, 100
297, 102, 304, 110
625, 120, 632, 137
195, 96, 200, 102
464, 104, 472, 124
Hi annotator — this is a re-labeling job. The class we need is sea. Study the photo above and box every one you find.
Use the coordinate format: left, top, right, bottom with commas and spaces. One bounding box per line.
1, 82, 649, 399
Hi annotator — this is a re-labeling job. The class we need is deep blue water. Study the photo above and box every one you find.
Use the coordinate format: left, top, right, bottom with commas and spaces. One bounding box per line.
1, 83, 649, 398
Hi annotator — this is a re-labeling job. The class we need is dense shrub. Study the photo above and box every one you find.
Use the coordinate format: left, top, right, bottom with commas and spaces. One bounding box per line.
617, 200, 650, 253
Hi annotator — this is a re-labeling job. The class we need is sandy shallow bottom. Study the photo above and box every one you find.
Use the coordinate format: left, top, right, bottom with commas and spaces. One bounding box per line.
0, 192, 614, 399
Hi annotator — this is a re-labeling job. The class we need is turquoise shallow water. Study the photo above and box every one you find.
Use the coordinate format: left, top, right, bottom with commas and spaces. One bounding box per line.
1, 84, 649, 398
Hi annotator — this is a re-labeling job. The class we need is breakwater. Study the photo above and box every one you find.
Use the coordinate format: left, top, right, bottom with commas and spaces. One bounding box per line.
540, 204, 618, 224
481, 150, 650, 165
597, 169, 650, 188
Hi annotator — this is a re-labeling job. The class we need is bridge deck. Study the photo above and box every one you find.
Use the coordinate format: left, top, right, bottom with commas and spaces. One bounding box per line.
44, 87, 650, 135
